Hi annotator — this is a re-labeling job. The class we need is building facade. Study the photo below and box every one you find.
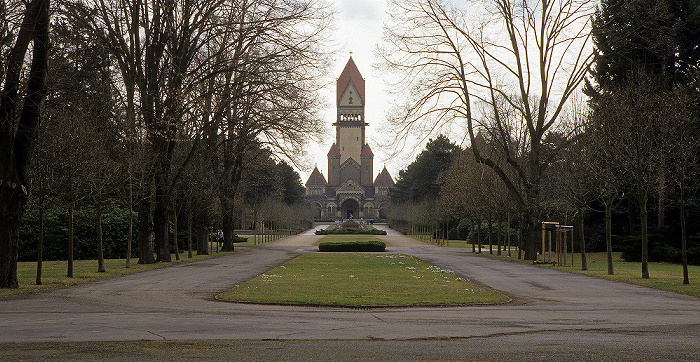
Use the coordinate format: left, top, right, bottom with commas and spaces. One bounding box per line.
305, 57, 394, 219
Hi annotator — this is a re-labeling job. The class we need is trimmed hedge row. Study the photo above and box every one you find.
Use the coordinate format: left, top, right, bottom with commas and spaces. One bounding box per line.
318, 240, 386, 252
315, 228, 387, 235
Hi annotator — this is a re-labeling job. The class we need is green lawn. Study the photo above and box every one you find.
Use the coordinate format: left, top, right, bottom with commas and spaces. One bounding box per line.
548, 252, 700, 297
0, 252, 232, 299
218, 253, 510, 307
412, 236, 700, 298
475, 250, 700, 297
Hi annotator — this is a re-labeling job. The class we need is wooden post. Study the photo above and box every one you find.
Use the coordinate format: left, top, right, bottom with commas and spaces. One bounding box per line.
547, 229, 552, 263
571, 228, 575, 266
541, 223, 546, 261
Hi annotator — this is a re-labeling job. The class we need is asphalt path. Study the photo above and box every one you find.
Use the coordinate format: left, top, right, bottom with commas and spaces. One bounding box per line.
1, 224, 699, 360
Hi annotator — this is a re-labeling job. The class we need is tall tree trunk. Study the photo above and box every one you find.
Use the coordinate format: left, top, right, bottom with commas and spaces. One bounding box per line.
658, 157, 665, 228
221, 199, 235, 252
187, 195, 193, 258
497, 215, 502, 256
523, 213, 539, 261
640, 188, 650, 279
154, 185, 171, 262
507, 212, 511, 258
36, 207, 44, 285
0, 0, 50, 289
196, 212, 209, 255
488, 216, 493, 255
605, 198, 614, 275
579, 207, 587, 271
137, 188, 155, 264
96, 200, 105, 272
476, 220, 482, 253
471, 220, 476, 253
172, 198, 179, 261
67, 202, 74, 278
680, 182, 689, 285
0, 187, 24, 288
126, 182, 133, 268
518, 214, 523, 260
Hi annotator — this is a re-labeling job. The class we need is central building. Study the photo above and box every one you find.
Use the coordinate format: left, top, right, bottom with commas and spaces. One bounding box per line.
305, 57, 394, 219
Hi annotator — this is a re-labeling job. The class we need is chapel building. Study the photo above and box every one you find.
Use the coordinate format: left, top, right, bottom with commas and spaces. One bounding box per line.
305, 57, 394, 219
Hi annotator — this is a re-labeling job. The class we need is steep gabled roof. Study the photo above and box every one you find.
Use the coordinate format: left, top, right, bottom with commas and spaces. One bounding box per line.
374, 165, 394, 186
337, 57, 365, 103
327, 143, 341, 156
305, 166, 327, 186
360, 143, 374, 156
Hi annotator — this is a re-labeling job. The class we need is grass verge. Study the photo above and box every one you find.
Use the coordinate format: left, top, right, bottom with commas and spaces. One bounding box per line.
412, 235, 700, 297
218, 253, 510, 307
0, 252, 232, 299
475, 250, 700, 297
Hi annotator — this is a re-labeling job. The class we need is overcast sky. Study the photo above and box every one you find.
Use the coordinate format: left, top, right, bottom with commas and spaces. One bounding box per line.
299, 0, 404, 184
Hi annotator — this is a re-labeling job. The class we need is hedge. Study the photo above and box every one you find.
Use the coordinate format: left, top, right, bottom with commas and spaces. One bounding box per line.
318, 240, 386, 252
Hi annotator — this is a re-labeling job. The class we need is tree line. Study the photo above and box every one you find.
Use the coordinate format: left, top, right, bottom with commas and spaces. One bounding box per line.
1, 0, 331, 288
381, 0, 700, 283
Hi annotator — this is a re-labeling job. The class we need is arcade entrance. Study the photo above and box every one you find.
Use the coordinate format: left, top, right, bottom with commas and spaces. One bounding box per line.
341, 198, 360, 219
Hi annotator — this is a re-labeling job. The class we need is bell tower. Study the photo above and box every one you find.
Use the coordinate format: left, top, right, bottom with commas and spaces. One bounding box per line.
334, 57, 366, 169
307, 56, 394, 220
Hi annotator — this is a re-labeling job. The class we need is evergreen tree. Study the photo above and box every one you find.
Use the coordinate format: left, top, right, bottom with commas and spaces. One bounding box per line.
588, 0, 700, 93
587, 0, 700, 278
390, 135, 460, 204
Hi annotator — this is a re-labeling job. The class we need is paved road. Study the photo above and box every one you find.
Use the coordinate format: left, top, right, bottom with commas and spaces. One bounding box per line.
1, 224, 699, 360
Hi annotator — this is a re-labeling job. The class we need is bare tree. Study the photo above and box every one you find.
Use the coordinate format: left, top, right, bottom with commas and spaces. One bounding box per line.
589, 70, 678, 278
0, 0, 50, 288
666, 86, 698, 285
379, 0, 594, 259
202, 0, 331, 251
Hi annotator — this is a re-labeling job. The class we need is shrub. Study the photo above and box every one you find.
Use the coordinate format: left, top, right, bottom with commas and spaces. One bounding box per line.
318, 240, 386, 252
231, 236, 248, 243
340, 219, 361, 229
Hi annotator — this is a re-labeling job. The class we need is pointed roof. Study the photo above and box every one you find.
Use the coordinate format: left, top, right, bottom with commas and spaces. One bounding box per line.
374, 165, 394, 186
327, 143, 340, 156
360, 143, 374, 156
305, 166, 327, 186
337, 57, 365, 103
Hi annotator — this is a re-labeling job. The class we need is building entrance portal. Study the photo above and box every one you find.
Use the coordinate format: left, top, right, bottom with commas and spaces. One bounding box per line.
341, 198, 360, 219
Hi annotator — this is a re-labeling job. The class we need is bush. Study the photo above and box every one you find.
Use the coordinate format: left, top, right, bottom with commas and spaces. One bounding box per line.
318, 240, 386, 252
619, 233, 680, 263
231, 236, 248, 243
341, 219, 361, 229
